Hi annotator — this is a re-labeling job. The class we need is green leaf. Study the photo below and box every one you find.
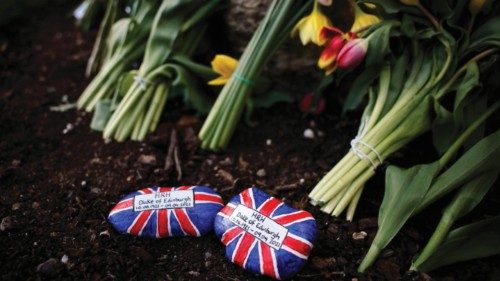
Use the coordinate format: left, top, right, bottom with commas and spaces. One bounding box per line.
431, 62, 482, 155
416, 216, 500, 272
114, 70, 138, 100
358, 162, 440, 272
380, 51, 408, 116
343, 65, 382, 113
419, 129, 500, 211
444, 169, 499, 220
432, 101, 457, 155
411, 170, 499, 270
139, 0, 191, 74
172, 55, 217, 81
379, 163, 440, 229
454, 62, 480, 110
90, 100, 112, 131
468, 17, 500, 51
400, 14, 416, 37
366, 24, 393, 66
165, 64, 213, 115
86, 0, 119, 76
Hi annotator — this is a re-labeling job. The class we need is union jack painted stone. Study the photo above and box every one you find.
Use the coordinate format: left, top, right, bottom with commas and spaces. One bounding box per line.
108, 186, 223, 238
214, 187, 317, 280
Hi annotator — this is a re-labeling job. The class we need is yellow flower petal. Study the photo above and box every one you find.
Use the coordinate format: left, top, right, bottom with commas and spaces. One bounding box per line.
208, 54, 238, 86
208, 77, 229, 86
350, 3, 381, 32
211, 54, 238, 77
292, 1, 332, 46
312, 11, 332, 45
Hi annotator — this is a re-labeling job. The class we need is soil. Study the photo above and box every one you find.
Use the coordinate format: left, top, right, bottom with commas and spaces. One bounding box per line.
0, 2, 499, 281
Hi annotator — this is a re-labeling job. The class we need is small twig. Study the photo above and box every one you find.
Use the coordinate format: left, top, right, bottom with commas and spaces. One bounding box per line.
75, 196, 85, 210
274, 183, 299, 192
164, 129, 178, 171
164, 128, 183, 180
174, 145, 182, 181
216, 169, 235, 184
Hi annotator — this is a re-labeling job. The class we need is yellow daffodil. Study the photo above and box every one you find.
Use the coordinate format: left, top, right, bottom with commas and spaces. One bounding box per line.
469, 0, 486, 16
350, 2, 381, 33
292, 1, 332, 46
208, 54, 238, 86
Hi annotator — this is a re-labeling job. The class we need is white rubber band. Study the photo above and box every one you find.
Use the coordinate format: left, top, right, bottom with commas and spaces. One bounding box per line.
350, 136, 382, 170
134, 75, 150, 91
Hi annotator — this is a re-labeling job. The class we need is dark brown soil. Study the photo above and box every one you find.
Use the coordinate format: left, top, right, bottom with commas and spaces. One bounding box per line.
0, 2, 498, 281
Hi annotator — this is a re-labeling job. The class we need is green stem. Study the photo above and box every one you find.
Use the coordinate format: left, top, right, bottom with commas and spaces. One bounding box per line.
437, 100, 500, 172
150, 85, 168, 132
435, 48, 498, 100
103, 82, 143, 139
416, 2, 441, 31
138, 83, 167, 140
320, 188, 347, 214
365, 65, 390, 131
411, 214, 453, 270
332, 167, 374, 217
115, 86, 154, 142
131, 110, 145, 141
346, 186, 363, 221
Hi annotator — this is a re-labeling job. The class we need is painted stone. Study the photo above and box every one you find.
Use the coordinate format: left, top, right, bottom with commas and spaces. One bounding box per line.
214, 187, 317, 280
108, 186, 223, 238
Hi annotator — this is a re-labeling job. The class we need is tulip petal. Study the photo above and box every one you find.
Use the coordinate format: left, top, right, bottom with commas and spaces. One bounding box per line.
318, 36, 345, 69
337, 38, 368, 69
312, 13, 332, 45
320, 26, 343, 42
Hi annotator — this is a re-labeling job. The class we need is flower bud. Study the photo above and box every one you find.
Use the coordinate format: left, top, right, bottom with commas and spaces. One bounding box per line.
299, 92, 326, 115
400, 0, 420, 6
469, 0, 486, 15
337, 38, 368, 69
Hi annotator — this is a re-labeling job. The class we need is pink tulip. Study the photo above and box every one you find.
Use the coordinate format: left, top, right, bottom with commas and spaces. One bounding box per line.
337, 38, 368, 69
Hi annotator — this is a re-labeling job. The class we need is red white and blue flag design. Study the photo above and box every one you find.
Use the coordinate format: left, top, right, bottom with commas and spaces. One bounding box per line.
214, 187, 317, 280
108, 186, 224, 238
